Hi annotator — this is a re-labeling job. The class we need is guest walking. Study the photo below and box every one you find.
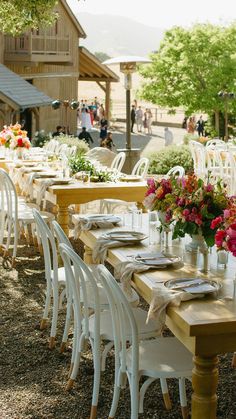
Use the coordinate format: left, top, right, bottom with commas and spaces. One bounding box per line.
136, 106, 143, 132
131, 105, 136, 133
187, 116, 195, 134
99, 116, 108, 141
196, 115, 205, 136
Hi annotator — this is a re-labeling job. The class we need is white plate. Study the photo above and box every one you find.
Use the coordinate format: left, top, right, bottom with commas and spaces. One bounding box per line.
36, 172, 57, 178
52, 178, 72, 185
86, 215, 121, 224
119, 175, 142, 182
164, 278, 221, 294
106, 230, 147, 242
134, 252, 181, 266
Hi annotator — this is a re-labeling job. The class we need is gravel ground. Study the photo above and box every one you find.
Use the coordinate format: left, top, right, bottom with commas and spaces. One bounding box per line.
1, 240, 236, 419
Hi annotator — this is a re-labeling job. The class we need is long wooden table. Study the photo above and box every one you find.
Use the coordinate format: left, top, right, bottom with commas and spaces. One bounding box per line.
40, 180, 147, 235
79, 221, 236, 419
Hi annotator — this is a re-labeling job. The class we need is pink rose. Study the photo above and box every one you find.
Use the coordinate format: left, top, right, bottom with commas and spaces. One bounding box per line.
210, 216, 223, 230
215, 230, 226, 247
205, 184, 214, 192
227, 237, 236, 256
223, 209, 231, 219
226, 223, 236, 239
183, 209, 190, 217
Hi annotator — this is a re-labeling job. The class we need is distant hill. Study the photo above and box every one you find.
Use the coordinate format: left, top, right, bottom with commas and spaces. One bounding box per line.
77, 13, 165, 57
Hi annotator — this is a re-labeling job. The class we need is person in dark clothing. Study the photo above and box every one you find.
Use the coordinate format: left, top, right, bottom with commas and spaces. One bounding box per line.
100, 132, 115, 150
52, 125, 64, 137
196, 115, 205, 136
78, 127, 94, 145
131, 105, 136, 133
99, 117, 108, 140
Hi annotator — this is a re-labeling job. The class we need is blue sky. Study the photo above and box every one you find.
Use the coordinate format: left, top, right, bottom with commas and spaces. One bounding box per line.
68, 0, 236, 28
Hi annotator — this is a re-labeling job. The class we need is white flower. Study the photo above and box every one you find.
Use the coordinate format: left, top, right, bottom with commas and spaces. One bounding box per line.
143, 193, 156, 210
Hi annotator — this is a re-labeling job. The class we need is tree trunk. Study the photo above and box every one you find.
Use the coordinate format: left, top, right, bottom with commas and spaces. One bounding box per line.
214, 110, 220, 136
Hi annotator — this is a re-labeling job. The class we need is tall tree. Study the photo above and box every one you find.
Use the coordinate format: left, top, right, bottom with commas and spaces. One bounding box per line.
139, 23, 236, 128
0, 0, 58, 35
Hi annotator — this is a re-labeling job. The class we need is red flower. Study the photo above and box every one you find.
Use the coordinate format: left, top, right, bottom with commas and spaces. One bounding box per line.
17, 138, 23, 147
227, 238, 236, 257
215, 230, 226, 247
210, 216, 223, 230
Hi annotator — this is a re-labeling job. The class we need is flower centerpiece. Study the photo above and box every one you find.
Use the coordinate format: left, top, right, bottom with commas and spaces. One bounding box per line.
0, 123, 31, 156
143, 177, 173, 228
211, 199, 236, 257
170, 175, 229, 248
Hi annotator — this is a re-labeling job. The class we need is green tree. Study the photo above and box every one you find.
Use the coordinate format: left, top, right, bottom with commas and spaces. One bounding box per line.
0, 0, 58, 35
139, 23, 236, 131
94, 51, 111, 63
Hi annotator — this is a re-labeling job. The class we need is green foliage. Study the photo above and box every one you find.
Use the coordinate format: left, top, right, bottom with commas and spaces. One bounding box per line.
55, 134, 89, 156
139, 23, 236, 116
94, 51, 111, 63
32, 130, 51, 148
147, 145, 193, 175
0, 0, 57, 35
68, 155, 95, 176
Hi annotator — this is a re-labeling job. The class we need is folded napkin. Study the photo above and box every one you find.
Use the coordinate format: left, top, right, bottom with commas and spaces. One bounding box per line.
22, 172, 38, 200
36, 179, 55, 208
147, 286, 201, 334
93, 234, 133, 264
114, 260, 150, 297
73, 216, 117, 239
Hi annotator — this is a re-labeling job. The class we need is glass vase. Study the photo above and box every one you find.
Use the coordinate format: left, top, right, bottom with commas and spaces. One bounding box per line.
185, 233, 208, 253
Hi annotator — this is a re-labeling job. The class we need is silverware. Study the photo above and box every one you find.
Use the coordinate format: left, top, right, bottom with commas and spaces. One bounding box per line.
171, 281, 205, 290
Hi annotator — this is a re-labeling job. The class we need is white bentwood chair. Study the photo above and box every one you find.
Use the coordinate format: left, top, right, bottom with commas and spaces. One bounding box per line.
110, 152, 126, 172
58, 244, 161, 417
166, 165, 185, 177
99, 157, 149, 214
0, 169, 54, 266
98, 265, 193, 419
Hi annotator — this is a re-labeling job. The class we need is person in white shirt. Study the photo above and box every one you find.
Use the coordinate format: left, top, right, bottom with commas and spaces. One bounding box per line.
164, 127, 173, 146
136, 106, 143, 132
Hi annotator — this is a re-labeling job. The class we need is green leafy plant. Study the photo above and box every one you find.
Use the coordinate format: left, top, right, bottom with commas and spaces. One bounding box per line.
32, 130, 51, 148
147, 145, 193, 175
68, 155, 95, 176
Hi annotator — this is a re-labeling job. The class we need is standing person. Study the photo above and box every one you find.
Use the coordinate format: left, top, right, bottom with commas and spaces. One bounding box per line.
136, 106, 143, 132
131, 105, 136, 133
164, 127, 173, 146
146, 109, 153, 135
143, 108, 148, 133
78, 127, 94, 145
98, 104, 105, 121
196, 115, 205, 136
187, 117, 195, 134
99, 116, 108, 141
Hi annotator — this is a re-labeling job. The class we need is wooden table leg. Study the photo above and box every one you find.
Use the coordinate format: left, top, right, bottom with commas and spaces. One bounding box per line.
84, 245, 93, 264
57, 205, 69, 235
191, 355, 219, 419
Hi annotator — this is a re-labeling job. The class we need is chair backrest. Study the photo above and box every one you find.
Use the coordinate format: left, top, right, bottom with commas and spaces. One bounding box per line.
110, 152, 126, 172
58, 143, 68, 155
97, 265, 139, 376
206, 139, 226, 149
66, 145, 77, 158
131, 157, 149, 177
59, 243, 101, 342
166, 165, 185, 177
52, 220, 72, 249
32, 209, 58, 284
0, 169, 18, 250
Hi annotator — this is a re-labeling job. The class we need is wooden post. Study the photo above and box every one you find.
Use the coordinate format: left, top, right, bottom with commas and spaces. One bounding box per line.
105, 81, 111, 124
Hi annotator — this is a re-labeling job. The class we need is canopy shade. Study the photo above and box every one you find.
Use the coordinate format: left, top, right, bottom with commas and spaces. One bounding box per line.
79, 47, 119, 82
103, 56, 151, 65
0, 64, 53, 110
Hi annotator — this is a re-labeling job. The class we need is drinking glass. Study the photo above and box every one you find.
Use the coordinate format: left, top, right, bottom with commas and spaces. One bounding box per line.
132, 208, 142, 230
149, 211, 160, 245
217, 249, 228, 268
123, 211, 132, 228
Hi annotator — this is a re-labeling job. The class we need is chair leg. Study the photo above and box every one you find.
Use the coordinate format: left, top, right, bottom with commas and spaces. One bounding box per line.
139, 377, 156, 413
130, 373, 139, 419
49, 287, 59, 349
179, 377, 188, 419
232, 352, 236, 367
60, 298, 72, 353
160, 378, 172, 410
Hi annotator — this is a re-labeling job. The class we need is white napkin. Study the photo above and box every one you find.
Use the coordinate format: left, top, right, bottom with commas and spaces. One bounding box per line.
114, 260, 150, 297
147, 286, 201, 334
73, 216, 117, 239
22, 172, 38, 200
36, 179, 55, 208
93, 234, 132, 264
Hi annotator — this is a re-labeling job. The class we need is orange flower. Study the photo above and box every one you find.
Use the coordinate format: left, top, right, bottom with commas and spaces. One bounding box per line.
156, 186, 164, 199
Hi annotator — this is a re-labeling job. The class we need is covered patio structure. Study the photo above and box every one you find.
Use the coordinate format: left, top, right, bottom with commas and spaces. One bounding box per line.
0, 64, 53, 136
78, 47, 119, 122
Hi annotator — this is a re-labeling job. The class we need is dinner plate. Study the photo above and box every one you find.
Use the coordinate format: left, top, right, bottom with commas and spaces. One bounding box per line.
119, 175, 142, 182
36, 172, 57, 178
86, 215, 121, 224
164, 278, 221, 294
106, 230, 147, 242
134, 252, 181, 266
52, 178, 72, 185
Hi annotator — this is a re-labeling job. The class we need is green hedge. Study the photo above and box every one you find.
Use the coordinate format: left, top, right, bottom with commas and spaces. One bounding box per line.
147, 145, 193, 175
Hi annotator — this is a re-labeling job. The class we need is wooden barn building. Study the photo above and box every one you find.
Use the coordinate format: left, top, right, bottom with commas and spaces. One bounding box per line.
0, 0, 118, 137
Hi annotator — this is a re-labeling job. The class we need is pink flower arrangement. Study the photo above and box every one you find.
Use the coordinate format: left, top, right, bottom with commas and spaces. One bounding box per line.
143, 177, 172, 213
0, 123, 31, 149
211, 200, 236, 257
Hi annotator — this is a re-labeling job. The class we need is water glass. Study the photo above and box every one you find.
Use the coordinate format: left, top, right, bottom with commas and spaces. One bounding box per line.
149, 212, 159, 245
217, 250, 228, 268
123, 211, 132, 228
132, 208, 142, 230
